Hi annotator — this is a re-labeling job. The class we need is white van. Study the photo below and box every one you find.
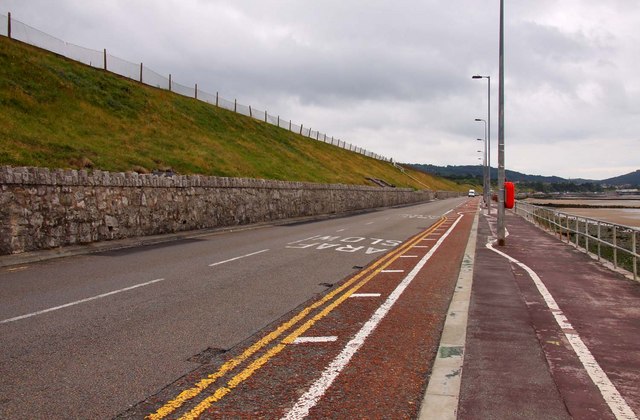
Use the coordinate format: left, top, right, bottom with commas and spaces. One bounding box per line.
468, 189, 476, 197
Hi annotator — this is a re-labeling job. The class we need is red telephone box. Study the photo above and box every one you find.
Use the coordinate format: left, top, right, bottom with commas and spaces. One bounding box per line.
504, 181, 515, 209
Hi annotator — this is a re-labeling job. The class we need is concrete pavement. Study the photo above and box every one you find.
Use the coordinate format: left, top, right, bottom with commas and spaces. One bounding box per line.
422, 208, 640, 419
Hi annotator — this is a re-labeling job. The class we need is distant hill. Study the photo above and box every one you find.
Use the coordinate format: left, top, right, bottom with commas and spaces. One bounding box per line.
601, 170, 640, 186
409, 164, 640, 188
408, 164, 571, 183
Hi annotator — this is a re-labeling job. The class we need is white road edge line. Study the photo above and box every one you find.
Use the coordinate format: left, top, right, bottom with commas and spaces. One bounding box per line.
282, 214, 464, 420
209, 249, 270, 267
486, 242, 638, 420
293, 336, 339, 344
0, 278, 165, 325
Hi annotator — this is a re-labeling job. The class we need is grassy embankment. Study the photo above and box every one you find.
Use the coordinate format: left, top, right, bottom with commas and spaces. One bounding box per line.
0, 36, 470, 191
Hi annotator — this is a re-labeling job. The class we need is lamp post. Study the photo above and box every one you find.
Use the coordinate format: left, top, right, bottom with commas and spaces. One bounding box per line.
497, 0, 506, 245
474, 118, 488, 209
472, 74, 491, 215
476, 138, 486, 198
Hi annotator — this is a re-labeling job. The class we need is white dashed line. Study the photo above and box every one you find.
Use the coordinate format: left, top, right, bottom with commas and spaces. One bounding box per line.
400, 255, 418, 258
350, 293, 382, 298
0, 278, 166, 324
381, 270, 404, 273
209, 249, 270, 267
293, 336, 338, 344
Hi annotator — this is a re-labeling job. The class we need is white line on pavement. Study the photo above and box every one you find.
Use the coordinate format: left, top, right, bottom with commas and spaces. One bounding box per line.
487, 242, 638, 420
0, 278, 166, 325
381, 270, 404, 273
209, 249, 270, 267
282, 214, 464, 420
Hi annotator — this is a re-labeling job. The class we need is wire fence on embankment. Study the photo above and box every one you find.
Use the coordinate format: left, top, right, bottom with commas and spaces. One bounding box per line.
0, 12, 391, 163
515, 201, 639, 281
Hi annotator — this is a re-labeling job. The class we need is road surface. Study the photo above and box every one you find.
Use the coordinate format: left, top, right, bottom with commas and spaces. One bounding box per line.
0, 197, 473, 419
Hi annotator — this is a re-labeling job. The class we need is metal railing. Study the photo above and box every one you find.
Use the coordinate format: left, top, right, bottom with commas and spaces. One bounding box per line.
515, 201, 639, 281
0, 12, 391, 163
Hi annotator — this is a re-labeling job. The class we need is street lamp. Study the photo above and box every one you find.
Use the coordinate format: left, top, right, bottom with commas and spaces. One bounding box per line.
472, 75, 491, 215
474, 118, 488, 208
497, 0, 506, 245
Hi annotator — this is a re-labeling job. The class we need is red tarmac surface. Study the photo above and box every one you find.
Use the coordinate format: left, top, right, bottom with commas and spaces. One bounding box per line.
458, 210, 640, 419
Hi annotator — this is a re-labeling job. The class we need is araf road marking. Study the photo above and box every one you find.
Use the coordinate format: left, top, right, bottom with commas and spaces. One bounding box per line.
282, 214, 464, 419
0, 278, 165, 325
209, 249, 269, 267
293, 336, 338, 344
350, 293, 382, 298
487, 242, 638, 420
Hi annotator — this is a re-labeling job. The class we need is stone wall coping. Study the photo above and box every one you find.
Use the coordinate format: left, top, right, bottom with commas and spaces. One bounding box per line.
0, 166, 417, 192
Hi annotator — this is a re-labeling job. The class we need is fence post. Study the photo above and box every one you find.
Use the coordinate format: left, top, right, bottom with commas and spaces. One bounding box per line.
331, 137, 334, 145
169, 74, 172, 91
216, 92, 218, 107
265, 110, 267, 123
597, 222, 601, 260
7, 12, 11, 39
289, 120, 291, 131
234, 99, 237, 113
300, 124, 303, 135
633, 231, 637, 281
612, 225, 619, 268
139, 63, 143, 83
103, 49, 107, 71
195, 84, 198, 99
585, 220, 589, 253
277, 115, 280, 126
249, 105, 252, 117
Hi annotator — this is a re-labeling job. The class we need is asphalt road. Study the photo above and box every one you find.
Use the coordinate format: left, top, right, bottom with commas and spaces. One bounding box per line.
0, 197, 467, 419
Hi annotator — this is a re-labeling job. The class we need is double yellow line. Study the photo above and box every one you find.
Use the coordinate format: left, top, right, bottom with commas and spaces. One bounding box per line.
149, 216, 448, 420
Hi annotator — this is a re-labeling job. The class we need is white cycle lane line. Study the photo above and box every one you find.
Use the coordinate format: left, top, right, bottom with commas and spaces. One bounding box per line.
486, 241, 638, 420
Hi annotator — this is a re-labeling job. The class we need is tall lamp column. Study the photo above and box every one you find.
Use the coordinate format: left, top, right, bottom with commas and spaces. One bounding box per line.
474, 118, 488, 209
472, 75, 491, 215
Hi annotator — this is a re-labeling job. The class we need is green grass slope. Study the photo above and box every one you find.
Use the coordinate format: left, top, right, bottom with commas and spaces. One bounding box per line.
0, 36, 468, 191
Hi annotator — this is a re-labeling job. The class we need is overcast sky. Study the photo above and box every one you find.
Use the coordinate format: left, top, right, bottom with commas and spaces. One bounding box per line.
5, 0, 639, 179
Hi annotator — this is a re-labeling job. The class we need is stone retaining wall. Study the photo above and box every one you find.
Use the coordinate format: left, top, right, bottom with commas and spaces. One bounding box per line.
0, 166, 459, 255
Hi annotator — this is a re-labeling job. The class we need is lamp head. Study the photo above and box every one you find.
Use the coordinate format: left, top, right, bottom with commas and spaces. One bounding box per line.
472, 75, 483, 79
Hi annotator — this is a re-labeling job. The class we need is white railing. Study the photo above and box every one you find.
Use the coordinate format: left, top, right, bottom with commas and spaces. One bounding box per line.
515, 201, 639, 281
0, 12, 391, 163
